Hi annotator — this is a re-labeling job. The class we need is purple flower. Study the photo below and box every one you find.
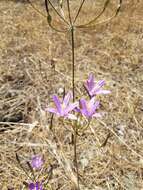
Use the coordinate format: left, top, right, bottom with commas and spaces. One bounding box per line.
46, 91, 78, 120
77, 97, 102, 119
31, 155, 44, 170
84, 73, 111, 97
29, 181, 43, 190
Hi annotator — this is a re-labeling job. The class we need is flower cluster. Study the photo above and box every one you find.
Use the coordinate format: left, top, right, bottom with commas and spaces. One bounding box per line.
46, 73, 110, 120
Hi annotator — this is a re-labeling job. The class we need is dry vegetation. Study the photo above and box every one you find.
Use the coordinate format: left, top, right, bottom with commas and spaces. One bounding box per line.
0, 0, 143, 189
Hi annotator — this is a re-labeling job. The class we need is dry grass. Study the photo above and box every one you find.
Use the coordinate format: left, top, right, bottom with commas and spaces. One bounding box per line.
0, 0, 143, 189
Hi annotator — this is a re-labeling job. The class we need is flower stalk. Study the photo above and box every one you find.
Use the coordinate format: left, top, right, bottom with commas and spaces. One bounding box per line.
73, 124, 80, 190
71, 25, 75, 102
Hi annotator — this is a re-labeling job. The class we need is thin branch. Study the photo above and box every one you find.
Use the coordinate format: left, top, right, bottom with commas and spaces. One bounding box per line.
47, 18, 67, 32
46, 0, 70, 26
76, 0, 122, 29
45, 0, 68, 32
58, 0, 66, 20
27, 0, 46, 18
66, 0, 72, 25
73, 0, 86, 24
75, 0, 110, 28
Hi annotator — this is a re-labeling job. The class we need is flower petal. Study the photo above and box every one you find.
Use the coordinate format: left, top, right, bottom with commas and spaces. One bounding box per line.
29, 183, 35, 189
88, 73, 94, 89
97, 80, 105, 87
84, 83, 92, 97
88, 73, 94, 82
45, 107, 57, 114
90, 100, 100, 115
92, 113, 102, 118
89, 97, 96, 107
63, 91, 72, 107
53, 95, 61, 113
88, 98, 97, 114
94, 101, 100, 109
64, 102, 79, 115
74, 107, 80, 113
89, 100, 100, 116
91, 80, 105, 95
80, 99, 88, 117
31, 155, 44, 169
84, 73, 95, 93
96, 90, 111, 95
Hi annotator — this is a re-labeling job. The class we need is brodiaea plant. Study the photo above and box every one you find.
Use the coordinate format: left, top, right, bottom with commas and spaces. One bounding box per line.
24, 0, 122, 189
46, 73, 110, 189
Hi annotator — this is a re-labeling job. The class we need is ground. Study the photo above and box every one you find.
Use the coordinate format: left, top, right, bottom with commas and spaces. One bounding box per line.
0, 0, 143, 189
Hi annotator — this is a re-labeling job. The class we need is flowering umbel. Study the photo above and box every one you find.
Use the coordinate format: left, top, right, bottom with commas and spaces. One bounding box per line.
46, 74, 110, 121
46, 91, 78, 120
84, 73, 110, 97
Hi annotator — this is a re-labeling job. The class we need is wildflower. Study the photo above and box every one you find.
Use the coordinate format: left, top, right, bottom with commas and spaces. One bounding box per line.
29, 181, 43, 190
77, 97, 102, 119
31, 155, 44, 170
84, 73, 111, 97
46, 91, 78, 120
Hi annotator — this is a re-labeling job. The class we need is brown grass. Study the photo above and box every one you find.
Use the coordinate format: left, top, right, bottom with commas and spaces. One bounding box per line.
0, 0, 143, 189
